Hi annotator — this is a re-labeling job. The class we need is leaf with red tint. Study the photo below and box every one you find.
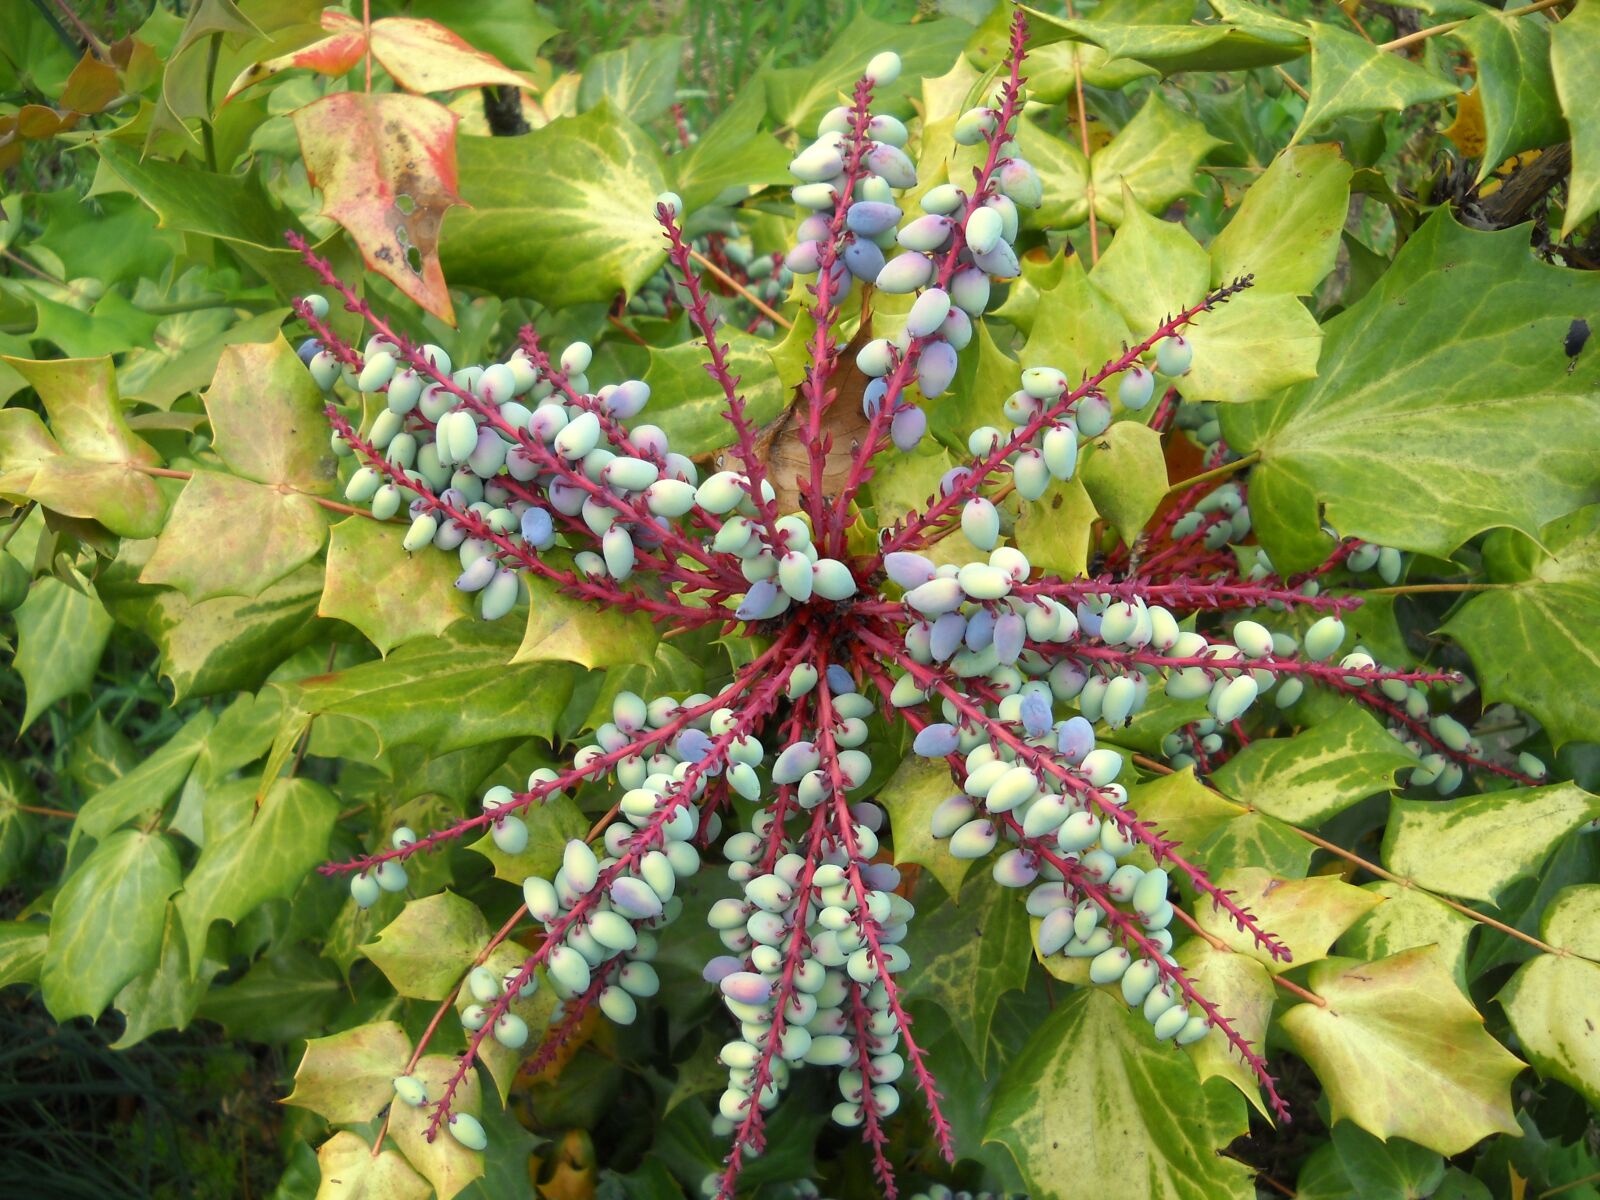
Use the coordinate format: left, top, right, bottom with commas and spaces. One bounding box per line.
292, 92, 465, 324
59, 53, 122, 115
228, 12, 531, 101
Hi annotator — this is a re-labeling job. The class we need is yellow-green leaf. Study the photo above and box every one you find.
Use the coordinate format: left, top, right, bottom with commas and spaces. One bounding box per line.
388, 1054, 484, 1200
286, 1020, 413, 1125
1499, 884, 1600, 1109
1175, 936, 1276, 1117
1181, 290, 1322, 403
314, 1130, 432, 1200
1081, 421, 1167, 541
1551, 2, 1600, 237
1195, 867, 1382, 973
1210, 144, 1353, 295
877, 755, 969, 901
362, 892, 490, 1001
1279, 946, 1523, 1154
204, 337, 338, 492
13, 573, 114, 730
1292, 22, 1457, 143
320, 517, 472, 655
514, 572, 658, 670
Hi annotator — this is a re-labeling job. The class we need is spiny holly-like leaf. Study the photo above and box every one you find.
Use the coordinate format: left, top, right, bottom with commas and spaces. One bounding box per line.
1020, 254, 1133, 395
1329, 1122, 1447, 1200
314, 1130, 433, 1200
1222, 212, 1600, 572
362, 891, 491, 1001
73, 709, 214, 845
388, 1053, 485, 1200
1080, 421, 1167, 542
206, 337, 338, 491
1453, 10, 1566, 185
285, 1020, 413, 1125
643, 328, 785, 457
103, 559, 331, 701
176, 777, 339, 967
0, 763, 41, 892
320, 517, 473, 655
1279, 946, 1524, 1155
13, 573, 114, 731
0, 923, 47, 990
112, 902, 222, 1049
877, 756, 971, 903
1091, 192, 1209, 335
668, 82, 794, 212
443, 104, 669, 309
902, 873, 1032, 1067
1194, 867, 1382, 972
1382, 782, 1600, 905
1087, 89, 1225, 225
1182, 290, 1322, 403
140, 472, 327, 602
1175, 937, 1276, 1117
985, 987, 1254, 1200
40, 830, 181, 1023
1440, 506, 1600, 751
1551, 3, 1600, 237
1, 355, 166, 538
515, 572, 659, 670
228, 11, 532, 99
1499, 884, 1600, 1109
1292, 22, 1457, 143
294, 91, 464, 324
1210, 144, 1353, 296
1025, 8, 1308, 75
1339, 881, 1476, 995
1211, 704, 1418, 826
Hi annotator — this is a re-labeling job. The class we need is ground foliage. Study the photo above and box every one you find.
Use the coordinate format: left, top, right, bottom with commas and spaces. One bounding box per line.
2, 1, 1600, 1198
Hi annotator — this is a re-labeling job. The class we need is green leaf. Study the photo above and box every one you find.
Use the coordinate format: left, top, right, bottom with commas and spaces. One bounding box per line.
1195, 866, 1381, 972
41, 829, 182, 1022
1091, 193, 1208, 336
1453, 10, 1566, 184
75, 708, 215, 844
1222, 212, 1600, 572
669, 81, 793, 212
444, 106, 670, 309
313, 1130, 432, 1200
1330, 1122, 1446, 1200
1080, 421, 1167, 541
985, 987, 1253, 1200
1551, 2, 1600, 237
13, 574, 114, 730
642, 328, 785, 457
1338, 881, 1476, 994
363, 891, 491, 1001
320, 516, 473, 655
401, 0, 560, 72
273, 620, 575, 764
877, 755, 969, 900
2, 355, 167, 537
389, 1054, 485, 1200
1174, 937, 1276, 1116
194, 946, 347, 1042
1211, 145, 1353, 295
1279, 946, 1523, 1154
1499, 883, 1600, 1109
286, 1020, 413, 1125
140, 472, 328, 602
1211, 704, 1418, 825
1020, 254, 1133, 393
204, 336, 338, 491
1383, 782, 1600, 904
1088, 90, 1225, 225
31, 290, 164, 359
578, 35, 684, 122
104, 559, 331, 700
0, 760, 43, 890
1292, 22, 1457, 143
1440, 506, 1600, 750
111, 901, 222, 1049
1013, 477, 1097, 580
1181, 290, 1322, 403
0, 922, 49, 989
762, 13, 969, 130
177, 777, 339, 967
1025, 10, 1308, 74
515, 572, 658, 670
468, 792, 587, 883
902, 872, 1031, 1067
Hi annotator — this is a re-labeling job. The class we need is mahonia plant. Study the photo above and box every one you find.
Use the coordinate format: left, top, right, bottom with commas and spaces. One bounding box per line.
284, 15, 1547, 1197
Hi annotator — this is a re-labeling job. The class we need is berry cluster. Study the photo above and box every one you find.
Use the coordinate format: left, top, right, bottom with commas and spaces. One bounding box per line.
286, 14, 1544, 1196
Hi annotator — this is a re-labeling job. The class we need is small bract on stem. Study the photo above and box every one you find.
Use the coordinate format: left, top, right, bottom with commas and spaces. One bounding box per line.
285, 9, 1548, 1193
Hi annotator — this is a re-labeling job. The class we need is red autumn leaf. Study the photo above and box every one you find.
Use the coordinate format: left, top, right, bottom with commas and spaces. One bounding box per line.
292, 91, 465, 324
228, 11, 530, 101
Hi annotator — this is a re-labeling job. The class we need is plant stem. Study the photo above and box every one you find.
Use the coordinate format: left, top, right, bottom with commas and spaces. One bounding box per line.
1161, 450, 1261, 497
1380, 0, 1568, 52
1066, 2, 1099, 263
201, 32, 221, 173
1366, 582, 1512, 594
0, 502, 36, 551
688, 248, 793, 330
